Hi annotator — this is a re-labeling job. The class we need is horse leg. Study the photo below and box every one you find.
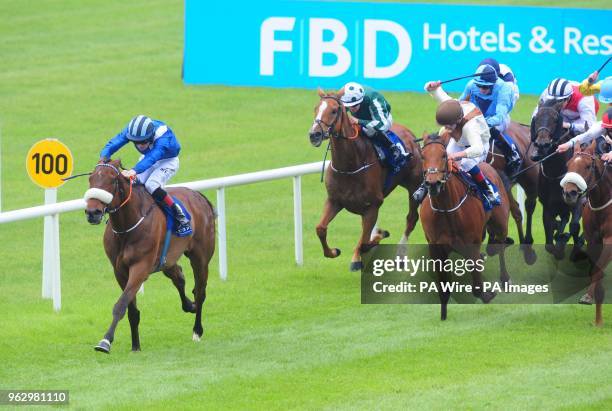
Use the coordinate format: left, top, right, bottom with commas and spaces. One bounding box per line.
351, 206, 380, 272
569, 202, 587, 262
542, 206, 558, 257
508, 190, 524, 245
402, 195, 420, 243
163, 265, 196, 313
522, 194, 537, 264
430, 245, 451, 320
316, 199, 343, 258
187, 253, 210, 341
127, 299, 141, 351
95, 263, 148, 354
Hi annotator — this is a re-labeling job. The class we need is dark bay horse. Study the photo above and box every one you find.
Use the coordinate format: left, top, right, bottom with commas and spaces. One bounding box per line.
84, 160, 216, 353
308, 89, 423, 271
561, 145, 611, 326
487, 121, 538, 263
531, 99, 584, 260
420, 134, 510, 320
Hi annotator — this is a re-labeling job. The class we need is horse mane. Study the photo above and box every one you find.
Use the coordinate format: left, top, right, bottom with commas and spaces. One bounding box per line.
540, 98, 564, 110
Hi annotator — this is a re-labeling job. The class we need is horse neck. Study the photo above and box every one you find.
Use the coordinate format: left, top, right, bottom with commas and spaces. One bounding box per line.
543, 151, 568, 176
108, 183, 152, 232
589, 161, 612, 208
429, 173, 467, 211
329, 110, 373, 171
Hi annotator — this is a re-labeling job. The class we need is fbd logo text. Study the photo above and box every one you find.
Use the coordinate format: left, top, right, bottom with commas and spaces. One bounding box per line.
259, 17, 412, 79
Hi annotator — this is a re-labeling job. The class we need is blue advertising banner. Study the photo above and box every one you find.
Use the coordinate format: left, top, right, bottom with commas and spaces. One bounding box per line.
183, 0, 611, 94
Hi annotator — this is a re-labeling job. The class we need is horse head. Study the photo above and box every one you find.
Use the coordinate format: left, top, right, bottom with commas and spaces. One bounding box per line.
421, 132, 450, 197
560, 147, 600, 206
531, 99, 565, 160
84, 159, 130, 224
309, 88, 347, 147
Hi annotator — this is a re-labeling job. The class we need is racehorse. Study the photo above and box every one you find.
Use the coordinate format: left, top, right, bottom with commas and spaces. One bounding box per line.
420, 133, 511, 320
308, 89, 423, 271
487, 121, 538, 263
84, 160, 216, 353
561, 144, 611, 326
531, 99, 584, 260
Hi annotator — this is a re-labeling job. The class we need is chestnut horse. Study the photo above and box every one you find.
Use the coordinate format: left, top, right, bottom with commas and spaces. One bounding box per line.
561, 145, 611, 326
308, 90, 423, 271
531, 99, 584, 260
84, 160, 216, 353
420, 133, 510, 320
487, 121, 538, 263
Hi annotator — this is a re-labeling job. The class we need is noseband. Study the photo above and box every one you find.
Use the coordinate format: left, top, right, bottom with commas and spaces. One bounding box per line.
90, 163, 134, 214
422, 140, 450, 183
532, 106, 569, 147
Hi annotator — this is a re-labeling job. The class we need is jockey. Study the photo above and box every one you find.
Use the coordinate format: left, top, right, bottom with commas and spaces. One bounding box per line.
340, 82, 409, 168
412, 81, 501, 207
479, 58, 520, 104
557, 107, 612, 162
533, 78, 599, 135
99, 115, 192, 237
459, 63, 522, 178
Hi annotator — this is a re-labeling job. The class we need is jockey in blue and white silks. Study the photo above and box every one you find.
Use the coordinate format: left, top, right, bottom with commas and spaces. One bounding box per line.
99, 115, 192, 236
460, 63, 522, 177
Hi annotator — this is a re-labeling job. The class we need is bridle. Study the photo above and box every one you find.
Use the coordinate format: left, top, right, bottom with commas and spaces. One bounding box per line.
532, 105, 571, 149
93, 163, 134, 214
568, 152, 611, 210
315, 95, 359, 140
422, 140, 451, 184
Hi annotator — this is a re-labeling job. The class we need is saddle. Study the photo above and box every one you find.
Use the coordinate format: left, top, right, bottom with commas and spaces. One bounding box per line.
456, 170, 501, 212
370, 130, 411, 175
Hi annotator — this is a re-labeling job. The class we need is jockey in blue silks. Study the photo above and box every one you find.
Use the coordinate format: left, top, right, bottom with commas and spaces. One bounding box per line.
99, 115, 192, 237
460, 63, 522, 178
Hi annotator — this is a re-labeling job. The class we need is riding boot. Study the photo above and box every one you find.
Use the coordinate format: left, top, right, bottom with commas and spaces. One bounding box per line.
490, 127, 522, 179
412, 182, 428, 204
477, 178, 501, 207
170, 203, 193, 237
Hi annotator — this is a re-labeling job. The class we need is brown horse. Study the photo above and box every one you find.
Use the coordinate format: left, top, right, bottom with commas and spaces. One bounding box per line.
308, 89, 423, 271
561, 145, 611, 326
420, 133, 510, 320
84, 160, 216, 353
487, 121, 538, 263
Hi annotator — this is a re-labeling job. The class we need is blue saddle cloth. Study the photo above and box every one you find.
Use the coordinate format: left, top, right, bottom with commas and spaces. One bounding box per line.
371, 130, 410, 175
156, 198, 192, 270
456, 171, 501, 212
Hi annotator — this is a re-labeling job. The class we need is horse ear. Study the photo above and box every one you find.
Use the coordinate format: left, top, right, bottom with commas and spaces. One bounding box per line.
317, 87, 325, 97
337, 87, 345, 97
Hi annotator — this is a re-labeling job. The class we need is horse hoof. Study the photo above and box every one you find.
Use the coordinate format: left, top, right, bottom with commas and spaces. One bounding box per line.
192, 332, 202, 342
333, 248, 341, 258
94, 339, 111, 354
380, 230, 391, 239
521, 246, 537, 265
505, 237, 515, 245
350, 261, 363, 272
131, 347, 141, 352
481, 291, 496, 304
578, 294, 593, 305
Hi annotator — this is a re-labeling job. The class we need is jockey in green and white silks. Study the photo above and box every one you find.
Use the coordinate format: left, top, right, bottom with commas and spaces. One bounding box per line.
340, 82, 409, 170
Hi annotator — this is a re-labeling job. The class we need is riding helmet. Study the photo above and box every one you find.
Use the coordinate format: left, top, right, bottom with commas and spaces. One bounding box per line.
598, 77, 612, 104
340, 82, 365, 107
474, 64, 498, 87
546, 78, 573, 100
127, 115, 155, 142
436, 100, 463, 126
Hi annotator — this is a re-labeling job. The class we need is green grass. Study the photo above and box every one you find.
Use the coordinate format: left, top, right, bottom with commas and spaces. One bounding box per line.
0, 0, 611, 410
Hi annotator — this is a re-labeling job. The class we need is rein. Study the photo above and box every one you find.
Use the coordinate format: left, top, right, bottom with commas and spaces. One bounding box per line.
317, 95, 374, 176
570, 153, 612, 211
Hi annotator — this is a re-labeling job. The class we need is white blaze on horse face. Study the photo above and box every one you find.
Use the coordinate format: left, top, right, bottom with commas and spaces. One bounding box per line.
312, 100, 328, 132
84, 188, 114, 204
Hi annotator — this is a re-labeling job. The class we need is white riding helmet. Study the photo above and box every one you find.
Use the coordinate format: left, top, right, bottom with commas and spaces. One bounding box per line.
546, 78, 573, 100
341, 82, 365, 107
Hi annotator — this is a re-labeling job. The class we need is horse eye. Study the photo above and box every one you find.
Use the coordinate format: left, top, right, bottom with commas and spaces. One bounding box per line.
331, 110, 337, 115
